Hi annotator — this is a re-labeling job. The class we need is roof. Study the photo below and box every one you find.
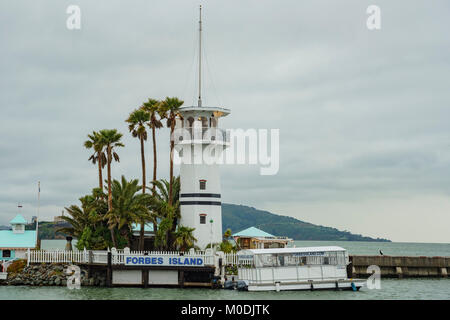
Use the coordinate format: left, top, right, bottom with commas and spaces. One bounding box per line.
178, 106, 230, 117
233, 227, 275, 238
237, 246, 347, 255
9, 214, 27, 225
131, 223, 154, 233
0, 230, 37, 248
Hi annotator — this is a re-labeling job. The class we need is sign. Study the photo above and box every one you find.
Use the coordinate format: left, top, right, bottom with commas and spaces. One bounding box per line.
292, 251, 325, 257
124, 255, 205, 267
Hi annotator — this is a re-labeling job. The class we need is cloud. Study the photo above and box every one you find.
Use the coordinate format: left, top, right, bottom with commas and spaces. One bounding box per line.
1, 0, 450, 242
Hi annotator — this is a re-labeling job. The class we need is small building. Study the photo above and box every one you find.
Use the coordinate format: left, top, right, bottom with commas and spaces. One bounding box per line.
0, 214, 37, 261
130, 222, 155, 250
233, 227, 293, 249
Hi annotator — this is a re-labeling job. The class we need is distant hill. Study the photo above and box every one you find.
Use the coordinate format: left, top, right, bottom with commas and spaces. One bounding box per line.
5, 204, 390, 242
222, 203, 390, 242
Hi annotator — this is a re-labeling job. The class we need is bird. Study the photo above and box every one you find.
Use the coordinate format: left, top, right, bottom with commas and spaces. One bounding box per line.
379, 250, 384, 255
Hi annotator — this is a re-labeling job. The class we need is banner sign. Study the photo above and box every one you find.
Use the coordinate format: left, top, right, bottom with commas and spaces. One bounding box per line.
292, 251, 325, 257
124, 255, 205, 267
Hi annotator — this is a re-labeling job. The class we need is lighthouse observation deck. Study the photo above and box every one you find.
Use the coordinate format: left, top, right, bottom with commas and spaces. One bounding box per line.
174, 105, 230, 145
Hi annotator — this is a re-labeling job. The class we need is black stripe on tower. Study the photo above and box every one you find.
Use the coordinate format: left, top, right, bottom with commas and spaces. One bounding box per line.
180, 193, 221, 198
180, 201, 222, 206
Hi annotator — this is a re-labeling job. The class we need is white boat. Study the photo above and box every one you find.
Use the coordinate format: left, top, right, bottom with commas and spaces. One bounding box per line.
236, 246, 365, 292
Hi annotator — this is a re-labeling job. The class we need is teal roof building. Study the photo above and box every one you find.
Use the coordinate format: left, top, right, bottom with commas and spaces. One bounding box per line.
232, 226, 292, 250
233, 227, 275, 238
0, 214, 37, 261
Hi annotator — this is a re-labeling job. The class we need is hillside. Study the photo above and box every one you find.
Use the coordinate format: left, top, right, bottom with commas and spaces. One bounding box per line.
222, 203, 390, 242
1, 204, 390, 242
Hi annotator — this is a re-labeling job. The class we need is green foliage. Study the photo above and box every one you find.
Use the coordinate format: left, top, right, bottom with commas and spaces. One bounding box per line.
219, 240, 235, 253
104, 176, 153, 248
76, 225, 110, 250
173, 226, 197, 251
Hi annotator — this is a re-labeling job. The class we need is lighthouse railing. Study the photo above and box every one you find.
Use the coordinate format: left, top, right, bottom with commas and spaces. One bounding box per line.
173, 127, 229, 144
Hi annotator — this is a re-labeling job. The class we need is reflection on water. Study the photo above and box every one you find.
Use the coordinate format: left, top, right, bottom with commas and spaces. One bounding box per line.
1, 278, 449, 300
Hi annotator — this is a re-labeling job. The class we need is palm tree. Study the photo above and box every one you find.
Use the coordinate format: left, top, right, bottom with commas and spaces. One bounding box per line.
223, 228, 232, 241
126, 108, 150, 250
159, 97, 184, 206
84, 131, 107, 191
140, 99, 163, 194
148, 176, 181, 250
98, 129, 124, 247
104, 176, 153, 248
57, 193, 105, 239
173, 226, 197, 251
148, 177, 181, 219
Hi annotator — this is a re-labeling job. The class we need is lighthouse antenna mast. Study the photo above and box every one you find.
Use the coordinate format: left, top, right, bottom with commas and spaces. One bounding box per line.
198, 5, 203, 107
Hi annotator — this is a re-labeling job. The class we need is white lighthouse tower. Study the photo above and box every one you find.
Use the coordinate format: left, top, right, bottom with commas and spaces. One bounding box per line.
174, 6, 230, 249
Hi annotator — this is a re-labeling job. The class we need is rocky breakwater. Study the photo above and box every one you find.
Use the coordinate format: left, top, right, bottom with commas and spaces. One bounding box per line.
1, 260, 107, 287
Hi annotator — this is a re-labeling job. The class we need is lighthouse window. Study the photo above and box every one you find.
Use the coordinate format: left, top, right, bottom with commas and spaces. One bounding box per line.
199, 214, 206, 224
199, 180, 206, 190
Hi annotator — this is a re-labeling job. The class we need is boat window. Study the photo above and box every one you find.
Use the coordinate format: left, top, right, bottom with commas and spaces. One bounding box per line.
277, 255, 285, 266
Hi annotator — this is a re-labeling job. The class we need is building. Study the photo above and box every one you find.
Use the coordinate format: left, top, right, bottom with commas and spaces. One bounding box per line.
130, 222, 155, 250
174, 6, 230, 249
233, 227, 293, 249
0, 214, 37, 261
54, 211, 65, 224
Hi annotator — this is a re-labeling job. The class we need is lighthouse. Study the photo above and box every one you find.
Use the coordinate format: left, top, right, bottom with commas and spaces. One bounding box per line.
174, 5, 230, 249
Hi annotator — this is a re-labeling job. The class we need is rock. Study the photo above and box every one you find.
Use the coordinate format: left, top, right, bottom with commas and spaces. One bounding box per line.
54, 278, 61, 286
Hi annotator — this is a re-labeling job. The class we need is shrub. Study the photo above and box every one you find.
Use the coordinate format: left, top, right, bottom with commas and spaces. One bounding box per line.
6, 259, 26, 274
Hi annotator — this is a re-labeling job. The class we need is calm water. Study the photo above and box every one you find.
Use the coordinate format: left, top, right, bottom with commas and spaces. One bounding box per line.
1, 241, 449, 300
291, 240, 450, 257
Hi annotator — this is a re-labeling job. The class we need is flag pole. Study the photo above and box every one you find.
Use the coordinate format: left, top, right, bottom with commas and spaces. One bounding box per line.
36, 181, 40, 249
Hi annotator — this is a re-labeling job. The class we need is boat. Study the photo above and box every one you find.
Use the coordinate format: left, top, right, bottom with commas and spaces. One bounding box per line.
235, 246, 366, 291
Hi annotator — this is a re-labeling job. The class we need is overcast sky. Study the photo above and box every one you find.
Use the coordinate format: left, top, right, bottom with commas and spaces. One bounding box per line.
1, 1, 450, 243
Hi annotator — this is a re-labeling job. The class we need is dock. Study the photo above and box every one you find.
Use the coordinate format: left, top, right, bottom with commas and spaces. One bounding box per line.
348, 255, 449, 278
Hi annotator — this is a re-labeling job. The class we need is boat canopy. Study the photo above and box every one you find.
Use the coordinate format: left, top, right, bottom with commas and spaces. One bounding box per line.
237, 246, 346, 256
237, 246, 349, 268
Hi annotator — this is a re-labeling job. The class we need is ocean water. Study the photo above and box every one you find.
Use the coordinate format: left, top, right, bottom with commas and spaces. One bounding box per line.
1, 241, 449, 300
291, 240, 450, 257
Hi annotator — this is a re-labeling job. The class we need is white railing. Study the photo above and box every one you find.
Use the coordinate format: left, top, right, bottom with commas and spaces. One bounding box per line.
26, 249, 220, 266
26, 249, 86, 264
25, 249, 253, 267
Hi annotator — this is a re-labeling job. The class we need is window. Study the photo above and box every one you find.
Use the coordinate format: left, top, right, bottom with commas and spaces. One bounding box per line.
2, 250, 11, 258
199, 214, 206, 224
199, 180, 206, 190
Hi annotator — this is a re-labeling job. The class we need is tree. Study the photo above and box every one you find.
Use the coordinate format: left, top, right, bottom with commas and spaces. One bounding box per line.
159, 97, 184, 206
141, 99, 163, 194
104, 176, 153, 248
148, 176, 181, 250
57, 189, 109, 249
126, 108, 150, 250
84, 131, 107, 192
98, 129, 125, 247
173, 226, 197, 251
